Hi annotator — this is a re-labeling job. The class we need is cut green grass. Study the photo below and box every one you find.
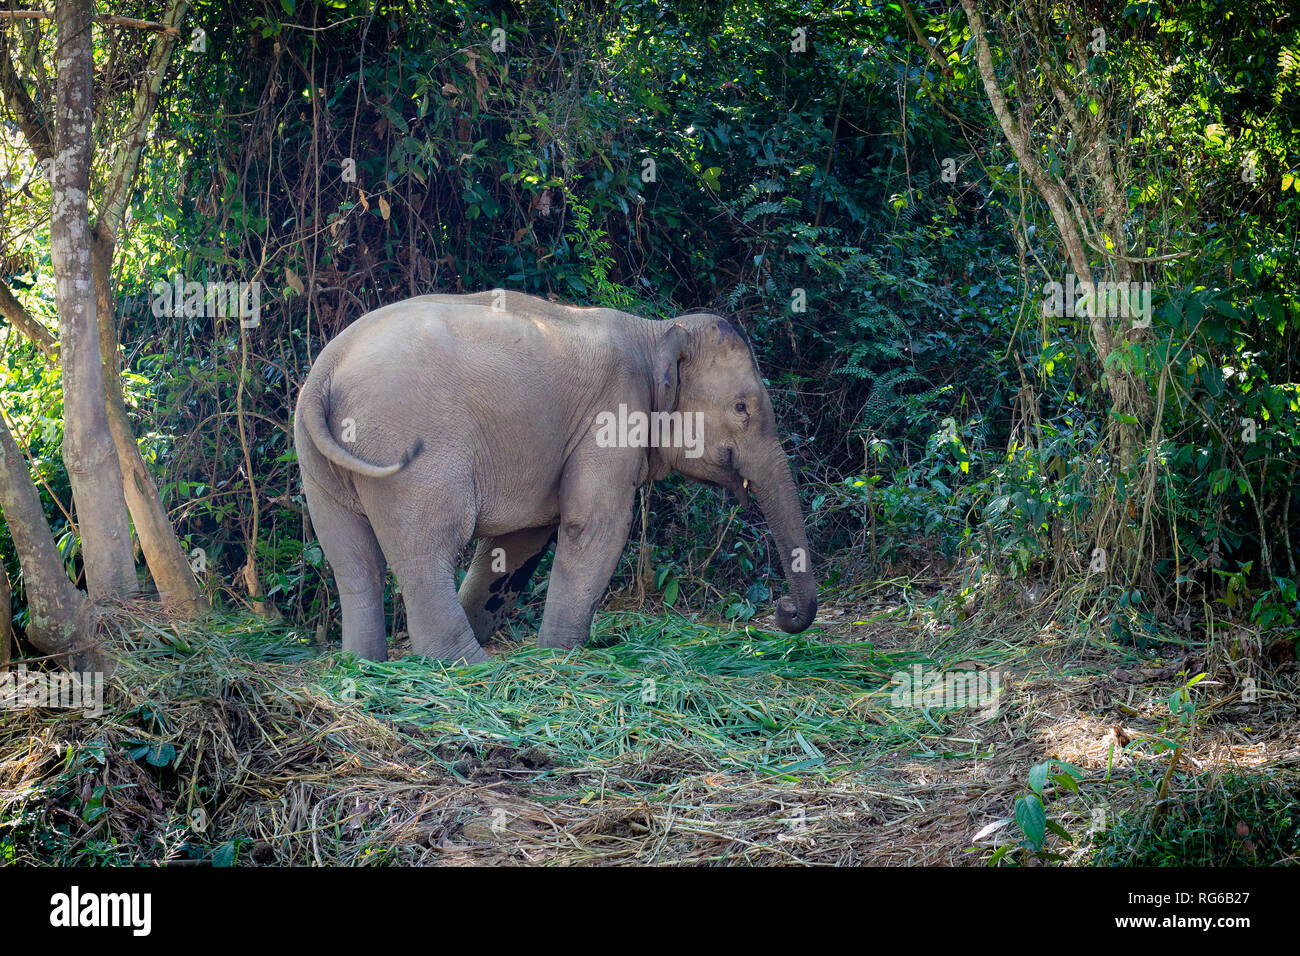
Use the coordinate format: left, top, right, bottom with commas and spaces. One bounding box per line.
325, 613, 935, 780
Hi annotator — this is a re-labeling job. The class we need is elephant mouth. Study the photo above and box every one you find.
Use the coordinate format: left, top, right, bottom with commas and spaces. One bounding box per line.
734, 476, 758, 512
697, 473, 757, 512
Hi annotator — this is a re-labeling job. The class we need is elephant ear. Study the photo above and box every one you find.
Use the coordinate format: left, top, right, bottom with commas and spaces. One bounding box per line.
653, 322, 690, 412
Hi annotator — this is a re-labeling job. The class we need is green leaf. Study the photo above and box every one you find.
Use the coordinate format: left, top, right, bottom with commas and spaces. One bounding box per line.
212, 842, 237, 867
1015, 794, 1047, 849
1049, 772, 1080, 794
663, 578, 679, 606
1028, 760, 1051, 796
1055, 761, 1086, 780
145, 742, 177, 767
1045, 820, 1074, 844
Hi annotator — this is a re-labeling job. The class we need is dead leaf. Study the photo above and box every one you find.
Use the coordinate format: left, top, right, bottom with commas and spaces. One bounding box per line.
461, 816, 505, 842
1266, 637, 1297, 666
378, 196, 391, 220
972, 818, 1012, 842
284, 267, 304, 295
1105, 724, 1131, 748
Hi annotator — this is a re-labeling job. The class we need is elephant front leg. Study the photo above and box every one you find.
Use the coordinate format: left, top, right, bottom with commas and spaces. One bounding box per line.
458, 525, 557, 644
538, 484, 636, 650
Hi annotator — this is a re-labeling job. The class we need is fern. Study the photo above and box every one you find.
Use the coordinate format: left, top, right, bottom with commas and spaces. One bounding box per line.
566, 198, 636, 311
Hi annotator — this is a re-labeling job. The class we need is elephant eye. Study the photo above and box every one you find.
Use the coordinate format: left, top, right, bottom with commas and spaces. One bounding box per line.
734, 401, 748, 415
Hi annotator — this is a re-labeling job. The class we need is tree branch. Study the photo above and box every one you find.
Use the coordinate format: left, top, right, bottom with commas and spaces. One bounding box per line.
959, 0, 1108, 351
899, 0, 954, 77
0, 280, 59, 360
94, 0, 190, 245
0, 10, 180, 35
0, 36, 53, 162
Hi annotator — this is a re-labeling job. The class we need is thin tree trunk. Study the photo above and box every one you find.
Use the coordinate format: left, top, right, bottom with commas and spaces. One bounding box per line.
51, 0, 137, 598
93, 236, 206, 616
0, 274, 204, 615
957, 0, 1152, 572
0, 412, 92, 661
0, 565, 11, 669
236, 325, 279, 619
3, 0, 203, 616
960, 0, 1146, 442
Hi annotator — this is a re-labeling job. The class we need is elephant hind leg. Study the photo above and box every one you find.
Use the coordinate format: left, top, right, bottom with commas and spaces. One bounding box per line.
391, 559, 487, 664
303, 479, 388, 660
459, 525, 557, 644
361, 484, 485, 665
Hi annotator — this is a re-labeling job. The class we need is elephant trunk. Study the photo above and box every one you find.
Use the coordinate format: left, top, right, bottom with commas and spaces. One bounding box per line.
748, 451, 817, 634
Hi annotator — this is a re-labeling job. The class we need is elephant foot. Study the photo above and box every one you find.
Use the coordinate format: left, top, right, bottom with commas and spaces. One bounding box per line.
343, 631, 389, 662
466, 608, 505, 646
414, 628, 489, 666
536, 626, 587, 651
450, 643, 490, 665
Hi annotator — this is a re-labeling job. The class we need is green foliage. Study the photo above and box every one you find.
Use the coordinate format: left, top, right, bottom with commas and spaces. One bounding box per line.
987, 758, 1086, 865
1093, 774, 1300, 867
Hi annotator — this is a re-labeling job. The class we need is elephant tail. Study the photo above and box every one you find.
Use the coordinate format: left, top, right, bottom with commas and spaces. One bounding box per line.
298, 370, 422, 479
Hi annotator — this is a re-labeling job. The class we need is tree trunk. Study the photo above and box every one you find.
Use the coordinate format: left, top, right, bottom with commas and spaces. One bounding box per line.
93, 234, 206, 616
51, 0, 137, 599
960, 0, 1148, 461
0, 413, 92, 661
3, 0, 203, 616
0, 565, 11, 669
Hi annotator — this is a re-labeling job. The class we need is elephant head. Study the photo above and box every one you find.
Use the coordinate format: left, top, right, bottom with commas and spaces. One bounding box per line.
650, 315, 817, 633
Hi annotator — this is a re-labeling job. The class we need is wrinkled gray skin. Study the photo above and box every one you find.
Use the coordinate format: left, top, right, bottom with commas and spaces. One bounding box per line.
294, 290, 817, 663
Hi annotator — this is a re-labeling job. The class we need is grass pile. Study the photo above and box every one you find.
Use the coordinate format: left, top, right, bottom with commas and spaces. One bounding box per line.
331, 613, 924, 775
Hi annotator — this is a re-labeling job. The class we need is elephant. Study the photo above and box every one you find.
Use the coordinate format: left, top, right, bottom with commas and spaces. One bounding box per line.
293, 290, 817, 663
